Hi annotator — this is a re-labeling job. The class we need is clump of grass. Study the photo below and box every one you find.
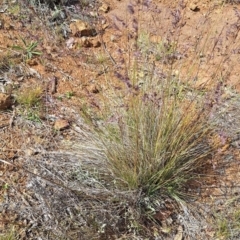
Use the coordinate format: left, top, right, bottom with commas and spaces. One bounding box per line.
96, 53, 109, 65
214, 197, 240, 239
16, 85, 44, 122
79, 1, 217, 199
216, 217, 231, 238
8, 3, 20, 16
0, 227, 16, 240
83, 66, 215, 198
16, 85, 43, 108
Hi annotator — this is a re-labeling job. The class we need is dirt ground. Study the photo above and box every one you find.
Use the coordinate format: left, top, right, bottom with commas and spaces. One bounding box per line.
0, 0, 240, 239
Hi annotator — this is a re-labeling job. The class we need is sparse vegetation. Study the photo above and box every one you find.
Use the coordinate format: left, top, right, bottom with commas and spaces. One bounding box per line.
15, 85, 43, 122
16, 85, 43, 108
0, 227, 16, 240
0, 0, 240, 239
65, 91, 74, 99
214, 197, 240, 239
12, 38, 42, 61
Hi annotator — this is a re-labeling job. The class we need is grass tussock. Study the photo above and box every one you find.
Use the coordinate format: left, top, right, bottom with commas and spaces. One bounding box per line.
15, 85, 44, 122
83, 68, 215, 199
78, 0, 222, 204
16, 85, 43, 108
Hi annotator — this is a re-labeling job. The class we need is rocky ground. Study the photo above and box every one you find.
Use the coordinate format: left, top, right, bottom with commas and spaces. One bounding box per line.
0, 0, 240, 239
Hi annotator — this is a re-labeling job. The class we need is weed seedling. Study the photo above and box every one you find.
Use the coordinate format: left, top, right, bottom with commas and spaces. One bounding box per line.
2, 183, 9, 190
12, 37, 42, 60
65, 91, 74, 99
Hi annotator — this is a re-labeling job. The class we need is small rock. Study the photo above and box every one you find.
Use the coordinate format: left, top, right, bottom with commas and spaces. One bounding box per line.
69, 20, 97, 37
87, 84, 100, 94
110, 35, 117, 42
45, 46, 53, 55
28, 68, 41, 78
165, 217, 173, 225
153, 209, 172, 222
26, 59, 38, 66
90, 11, 98, 17
66, 37, 75, 49
189, 3, 200, 12
5, 23, 14, 30
0, 4, 8, 13
91, 39, 101, 48
0, 19, 4, 29
1, 84, 13, 95
174, 225, 183, 240
99, 3, 110, 13
101, 19, 107, 25
172, 70, 179, 77
25, 149, 35, 156
102, 23, 109, 30
76, 37, 93, 48
54, 119, 69, 130
0, 93, 12, 110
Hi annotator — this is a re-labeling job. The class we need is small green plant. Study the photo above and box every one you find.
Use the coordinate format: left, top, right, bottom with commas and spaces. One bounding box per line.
26, 110, 42, 123
0, 227, 16, 240
57, 96, 63, 101
2, 183, 9, 190
217, 218, 230, 239
213, 197, 240, 239
234, 209, 240, 222
96, 53, 108, 65
8, 4, 20, 16
65, 91, 74, 99
12, 37, 42, 60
